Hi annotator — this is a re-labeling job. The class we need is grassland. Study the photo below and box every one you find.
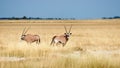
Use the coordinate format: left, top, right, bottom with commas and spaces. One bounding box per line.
0, 19, 120, 68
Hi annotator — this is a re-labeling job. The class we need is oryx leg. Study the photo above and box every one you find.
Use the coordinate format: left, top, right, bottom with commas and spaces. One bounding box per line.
56, 41, 62, 46
62, 43, 66, 47
52, 41, 55, 46
56, 42, 60, 46
36, 39, 40, 45
36, 40, 39, 45
51, 40, 56, 46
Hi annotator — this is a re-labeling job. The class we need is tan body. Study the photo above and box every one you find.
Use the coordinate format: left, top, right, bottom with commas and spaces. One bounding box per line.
21, 27, 40, 45
22, 34, 40, 44
50, 34, 69, 46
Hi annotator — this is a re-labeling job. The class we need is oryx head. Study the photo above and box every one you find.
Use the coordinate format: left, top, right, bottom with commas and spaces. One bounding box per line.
64, 25, 72, 37
21, 27, 30, 40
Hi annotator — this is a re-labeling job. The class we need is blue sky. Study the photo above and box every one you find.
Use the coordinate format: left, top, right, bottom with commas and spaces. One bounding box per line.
0, 0, 120, 19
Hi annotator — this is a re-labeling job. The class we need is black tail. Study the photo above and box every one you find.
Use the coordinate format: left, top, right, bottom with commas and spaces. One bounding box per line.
50, 36, 56, 45
36, 39, 40, 45
38, 39, 40, 44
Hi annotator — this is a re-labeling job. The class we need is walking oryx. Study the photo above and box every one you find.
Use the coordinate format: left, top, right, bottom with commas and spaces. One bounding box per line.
21, 27, 40, 44
50, 25, 72, 47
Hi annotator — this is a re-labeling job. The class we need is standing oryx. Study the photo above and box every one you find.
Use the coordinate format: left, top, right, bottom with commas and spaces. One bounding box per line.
21, 27, 40, 44
50, 25, 72, 47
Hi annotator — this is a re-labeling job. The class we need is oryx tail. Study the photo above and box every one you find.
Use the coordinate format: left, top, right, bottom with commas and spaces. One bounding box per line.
50, 36, 56, 45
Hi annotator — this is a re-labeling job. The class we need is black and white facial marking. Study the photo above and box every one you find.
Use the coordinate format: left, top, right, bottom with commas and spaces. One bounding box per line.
21, 35, 26, 40
64, 25, 72, 37
64, 33, 72, 37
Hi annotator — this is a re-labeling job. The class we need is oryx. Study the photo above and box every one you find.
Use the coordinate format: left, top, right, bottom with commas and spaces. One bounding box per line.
21, 27, 40, 44
50, 25, 72, 47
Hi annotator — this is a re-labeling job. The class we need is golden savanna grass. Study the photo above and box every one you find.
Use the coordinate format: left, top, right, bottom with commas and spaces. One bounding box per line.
0, 19, 120, 68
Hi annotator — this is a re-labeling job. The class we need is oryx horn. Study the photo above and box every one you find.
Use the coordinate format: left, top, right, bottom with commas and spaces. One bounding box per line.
64, 25, 67, 33
68, 25, 72, 33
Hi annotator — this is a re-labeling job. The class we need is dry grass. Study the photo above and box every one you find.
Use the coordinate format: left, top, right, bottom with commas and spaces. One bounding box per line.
0, 19, 120, 68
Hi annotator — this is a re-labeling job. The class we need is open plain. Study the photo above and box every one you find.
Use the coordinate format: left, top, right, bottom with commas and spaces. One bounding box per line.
0, 19, 120, 68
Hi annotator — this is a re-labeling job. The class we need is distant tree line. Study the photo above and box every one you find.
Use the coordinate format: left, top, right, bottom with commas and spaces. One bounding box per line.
1, 16, 120, 20
102, 16, 120, 19
0, 16, 75, 20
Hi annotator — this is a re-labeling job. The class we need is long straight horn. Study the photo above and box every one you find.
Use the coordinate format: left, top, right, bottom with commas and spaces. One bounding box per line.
22, 27, 26, 35
24, 26, 31, 34
64, 25, 67, 33
68, 25, 72, 33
